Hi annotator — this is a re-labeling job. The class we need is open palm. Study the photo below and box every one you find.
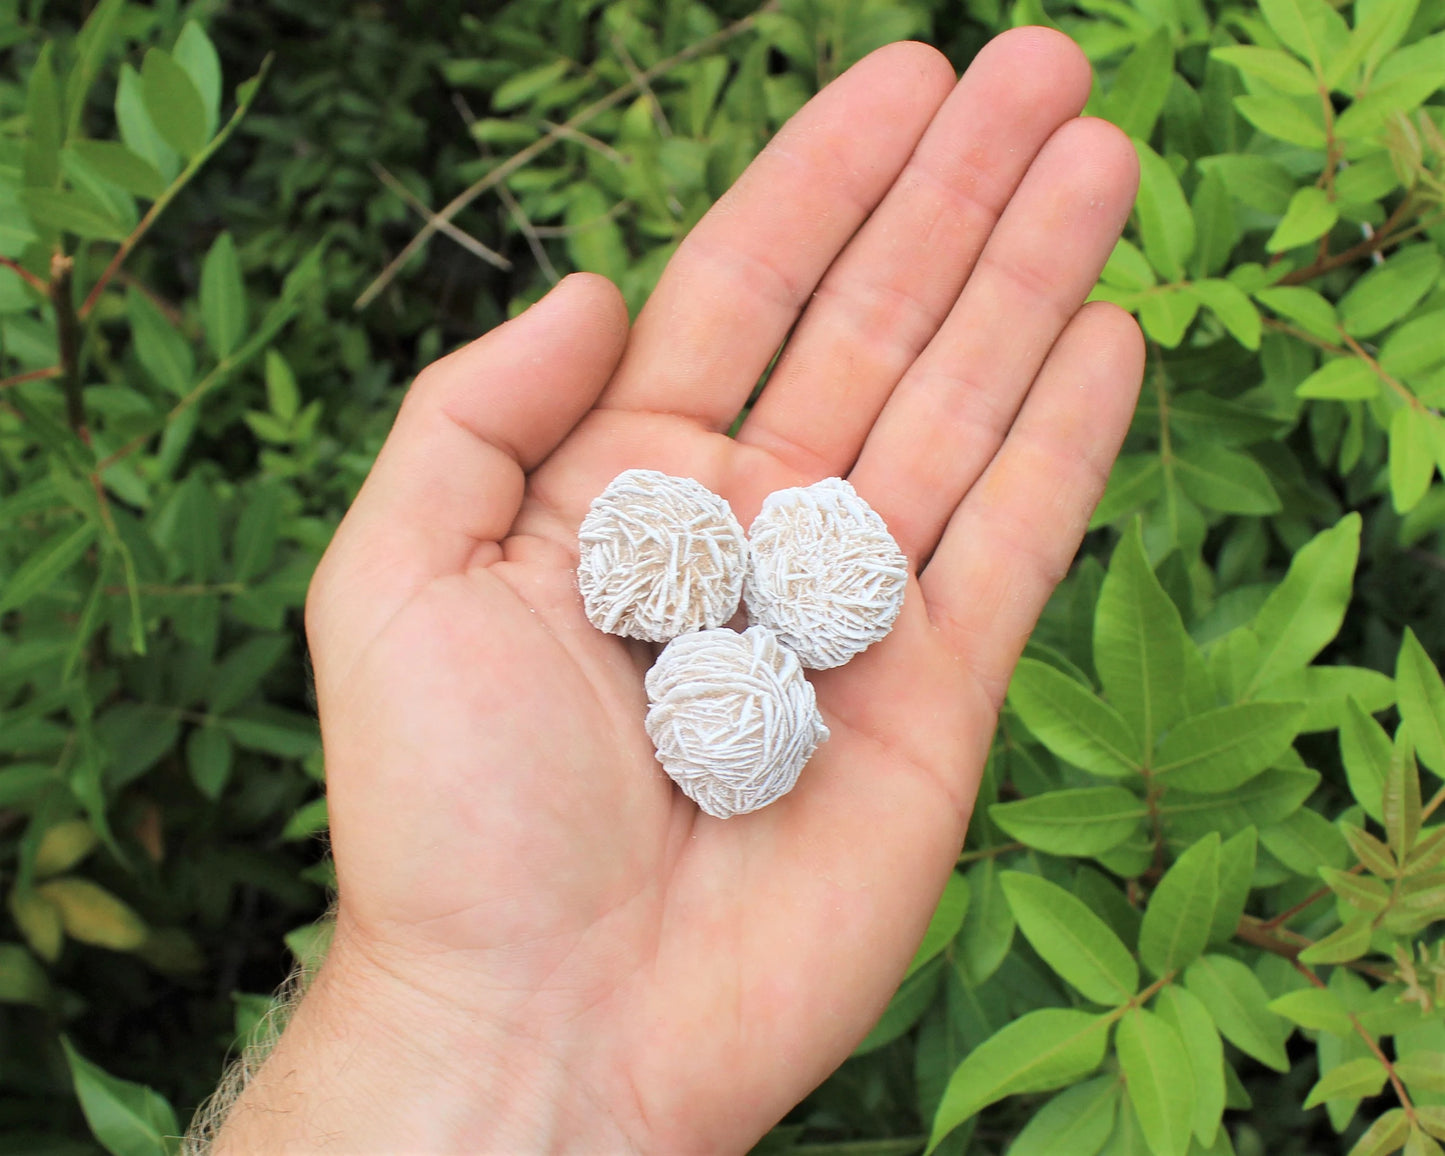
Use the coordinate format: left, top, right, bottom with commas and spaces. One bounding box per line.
228, 29, 1144, 1156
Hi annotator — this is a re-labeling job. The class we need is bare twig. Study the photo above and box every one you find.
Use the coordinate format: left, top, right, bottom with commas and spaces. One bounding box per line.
0, 365, 62, 391
452, 94, 559, 284
0, 255, 47, 294
369, 161, 511, 271
612, 32, 671, 138
538, 119, 629, 165
356, 3, 771, 310
50, 253, 85, 434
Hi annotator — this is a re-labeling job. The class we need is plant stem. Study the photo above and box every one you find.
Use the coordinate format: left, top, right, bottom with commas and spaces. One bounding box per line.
0, 366, 63, 391
956, 842, 1025, 865
354, 1, 775, 310
1278, 194, 1417, 285
78, 55, 273, 321
49, 253, 85, 435
0, 255, 47, 294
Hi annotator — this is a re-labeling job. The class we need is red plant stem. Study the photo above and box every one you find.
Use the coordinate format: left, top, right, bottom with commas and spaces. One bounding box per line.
0, 255, 47, 294
0, 366, 62, 390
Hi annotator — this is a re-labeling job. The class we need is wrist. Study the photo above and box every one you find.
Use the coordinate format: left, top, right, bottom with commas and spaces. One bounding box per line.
211, 920, 637, 1154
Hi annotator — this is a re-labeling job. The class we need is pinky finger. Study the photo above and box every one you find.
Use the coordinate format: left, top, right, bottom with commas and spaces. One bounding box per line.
918, 301, 1145, 707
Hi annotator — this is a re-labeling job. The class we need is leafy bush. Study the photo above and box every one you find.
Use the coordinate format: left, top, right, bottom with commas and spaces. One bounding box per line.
1, 0, 1444, 1154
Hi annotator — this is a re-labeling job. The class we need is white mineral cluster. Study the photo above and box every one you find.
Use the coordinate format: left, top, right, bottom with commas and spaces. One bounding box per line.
744, 477, 908, 669
644, 626, 830, 819
577, 469, 748, 642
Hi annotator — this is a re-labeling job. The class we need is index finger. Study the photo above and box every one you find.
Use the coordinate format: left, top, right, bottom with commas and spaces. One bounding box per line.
595, 40, 957, 430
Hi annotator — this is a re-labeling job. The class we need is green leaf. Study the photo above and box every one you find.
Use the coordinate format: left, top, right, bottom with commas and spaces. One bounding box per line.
0, 942, 52, 1007
1266, 186, 1338, 252
493, 59, 571, 110
200, 232, 246, 359
1156, 985, 1226, 1144
62, 1036, 178, 1156
1210, 45, 1318, 95
127, 287, 194, 397
1184, 954, 1290, 1072
1395, 1053, 1445, 1096
281, 797, 329, 841
222, 708, 320, 758
929, 1009, 1112, 1151
116, 63, 179, 181
140, 49, 208, 158
1269, 986, 1354, 1035
1319, 866, 1390, 912
1134, 141, 1194, 282
1101, 238, 1157, 291
1138, 287, 1201, 348
264, 350, 301, 422
906, 872, 971, 979
1173, 443, 1282, 515
1154, 702, 1305, 792
1139, 833, 1219, 977
1188, 279, 1261, 349
1350, 1109, 1410, 1156
1258, 0, 1349, 72
1382, 311, 1445, 378
1190, 173, 1241, 281
1344, 823, 1398, 878
1260, 806, 1352, 874
1341, 698, 1392, 822
64, 0, 128, 142
958, 859, 1015, 985
989, 787, 1147, 856
172, 23, 222, 142
1234, 92, 1327, 148
233, 481, 283, 582
1253, 665, 1395, 734
1255, 285, 1339, 342
1390, 408, 1437, 514
1001, 872, 1138, 1004
35, 820, 98, 878
565, 183, 629, 282
1210, 827, 1258, 945
1094, 521, 1212, 751
1304, 1056, 1388, 1108
1116, 1009, 1195, 1156
1091, 454, 1163, 528
19, 187, 128, 241
24, 43, 63, 189
1299, 914, 1374, 964
0, 522, 98, 616
1248, 514, 1361, 693
1102, 28, 1173, 139
1397, 628, 1445, 776
186, 725, 233, 801
1007, 660, 1141, 779
1196, 155, 1295, 214
37, 878, 146, 950
1340, 248, 1445, 339
1006, 1075, 1118, 1156
67, 140, 166, 199
1385, 728, 1423, 860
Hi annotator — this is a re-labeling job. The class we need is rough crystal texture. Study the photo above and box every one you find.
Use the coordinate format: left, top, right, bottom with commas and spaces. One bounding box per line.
577, 469, 748, 642
645, 626, 830, 819
745, 477, 908, 669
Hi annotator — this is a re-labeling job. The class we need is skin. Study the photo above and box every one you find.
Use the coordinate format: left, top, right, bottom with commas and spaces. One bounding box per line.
214, 29, 1144, 1156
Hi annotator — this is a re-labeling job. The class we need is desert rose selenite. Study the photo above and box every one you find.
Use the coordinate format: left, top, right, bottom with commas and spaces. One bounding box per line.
644, 626, 830, 818
577, 469, 748, 642
744, 477, 908, 669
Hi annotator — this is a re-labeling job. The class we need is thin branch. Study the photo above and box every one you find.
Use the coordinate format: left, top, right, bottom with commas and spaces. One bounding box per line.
356, 2, 772, 310
0, 255, 47, 294
955, 841, 1025, 865
529, 200, 632, 237
49, 253, 85, 434
0, 365, 62, 391
451, 93, 559, 284
369, 161, 511, 271
79, 55, 273, 320
538, 119, 630, 165
612, 32, 672, 138
1278, 193, 1418, 285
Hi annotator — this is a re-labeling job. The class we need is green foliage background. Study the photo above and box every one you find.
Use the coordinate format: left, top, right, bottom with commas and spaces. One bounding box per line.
2, 0, 1445, 1153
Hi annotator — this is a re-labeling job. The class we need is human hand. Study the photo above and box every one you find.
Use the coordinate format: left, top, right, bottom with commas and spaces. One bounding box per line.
215, 28, 1143, 1155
